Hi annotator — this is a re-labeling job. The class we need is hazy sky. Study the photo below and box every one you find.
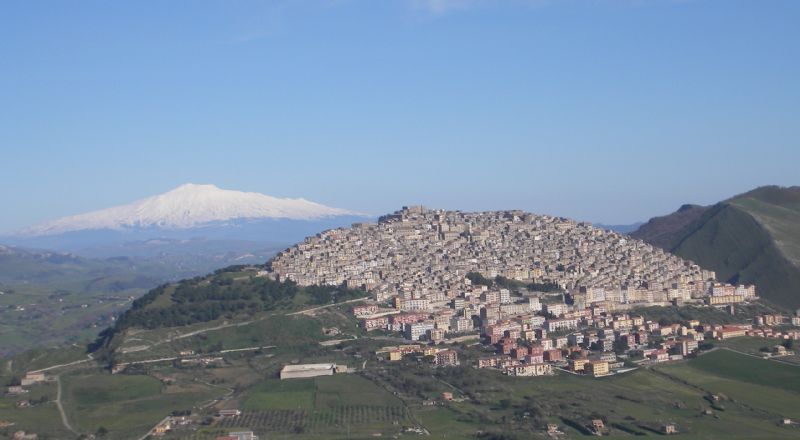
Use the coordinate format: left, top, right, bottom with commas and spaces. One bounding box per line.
1, 0, 798, 234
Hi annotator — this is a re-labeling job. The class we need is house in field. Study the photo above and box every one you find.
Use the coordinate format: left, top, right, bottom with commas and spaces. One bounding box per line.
153, 419, 171, 435
280, 363, 342, 379
6, 385, 25, 395
217, 409, 242, 418
662, 423, 678, 434
20, 372, 45, 386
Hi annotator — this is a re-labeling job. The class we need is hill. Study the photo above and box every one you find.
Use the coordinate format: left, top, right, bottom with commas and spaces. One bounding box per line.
630, 204, 710, 249
0, 244, 283, 356
94, 265, 368, 354
631, 186, 800, 309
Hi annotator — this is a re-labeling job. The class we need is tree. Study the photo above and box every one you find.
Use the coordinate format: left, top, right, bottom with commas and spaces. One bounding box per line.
699, 341, 715, 351
96, 426, 109, 437
466, 272, 493, 287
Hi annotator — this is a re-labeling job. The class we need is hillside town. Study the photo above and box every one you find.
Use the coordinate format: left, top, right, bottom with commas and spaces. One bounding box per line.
264, 207, 780, 378
269, 206, 756, 310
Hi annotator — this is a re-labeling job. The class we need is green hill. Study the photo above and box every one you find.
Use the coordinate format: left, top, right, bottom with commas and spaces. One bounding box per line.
94, 265, 367, 354
632, 186, 800, 309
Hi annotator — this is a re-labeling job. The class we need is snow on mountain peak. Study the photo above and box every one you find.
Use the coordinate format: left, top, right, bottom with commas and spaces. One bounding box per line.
19, 184, 360, 236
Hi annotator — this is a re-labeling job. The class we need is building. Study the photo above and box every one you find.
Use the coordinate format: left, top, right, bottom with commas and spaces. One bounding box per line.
360, 316, 389, 331
353, 304, 379, 317
680, 339, 699, 356
216, 432, 259, 440
546, 318, 579, 332
543, 349, 563, 362
20, 372, 45, 386
569, 358, 589, 372
585, 361, 610, 377
218, 409, 242, 418
6, 385, 25, 395
154, 420, 172, 435
435, 349, 459, 367
280, 363, 340, 380
648, 349, 669, 362
506, 363, 553, 377
405, 322, 435, 341
716, 326, 747, 340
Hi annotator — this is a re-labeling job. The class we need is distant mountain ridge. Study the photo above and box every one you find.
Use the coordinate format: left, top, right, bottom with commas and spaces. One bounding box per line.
18, 183, 360, 236
631, 186, 800, 309
3, 184, 369, 257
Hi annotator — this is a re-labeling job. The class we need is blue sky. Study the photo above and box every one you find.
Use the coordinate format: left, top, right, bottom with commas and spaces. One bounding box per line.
1, 0, 798, 233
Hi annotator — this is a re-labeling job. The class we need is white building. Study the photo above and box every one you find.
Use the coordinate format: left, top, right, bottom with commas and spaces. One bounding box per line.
405, 322, 435, 341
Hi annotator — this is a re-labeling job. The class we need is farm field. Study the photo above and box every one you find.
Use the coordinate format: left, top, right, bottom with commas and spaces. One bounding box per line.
59, 371, 223, 439
364, 348, 800, 439
0, 379, 71, 439
717, 336, 785, 354
185, 374, 411, 439
688, 348, 800, 392
4, 341, 800, 439
657, 349, 800, 422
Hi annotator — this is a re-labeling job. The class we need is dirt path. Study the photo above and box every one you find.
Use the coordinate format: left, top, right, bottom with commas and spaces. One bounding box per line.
287, 296, 369, 316
29, 355, 93, 374
719, 347, 800, 367
55, 375, 77, 435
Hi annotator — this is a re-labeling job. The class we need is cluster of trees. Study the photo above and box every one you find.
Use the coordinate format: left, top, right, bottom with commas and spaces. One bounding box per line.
95, 266, 369, 350
117, 298, 261, 330
304, 284, 367, 305
466, 272, 563, 293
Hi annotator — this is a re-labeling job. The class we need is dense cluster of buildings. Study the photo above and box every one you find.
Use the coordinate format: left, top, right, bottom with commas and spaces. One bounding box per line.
268, 207, 757, 344
378, 344, 460, 367
270, 207, 744, 306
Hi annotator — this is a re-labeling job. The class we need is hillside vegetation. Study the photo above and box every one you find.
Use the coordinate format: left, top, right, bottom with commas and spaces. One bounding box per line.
632, 186, 800, 309
97, 266, 367, 352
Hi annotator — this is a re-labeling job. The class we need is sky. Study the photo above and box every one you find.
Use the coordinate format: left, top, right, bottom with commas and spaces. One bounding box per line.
1, 0, 798, 234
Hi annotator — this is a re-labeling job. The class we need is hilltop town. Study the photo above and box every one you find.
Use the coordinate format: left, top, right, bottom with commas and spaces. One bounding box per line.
270, 206, 755, 309
263, 206, 783, 378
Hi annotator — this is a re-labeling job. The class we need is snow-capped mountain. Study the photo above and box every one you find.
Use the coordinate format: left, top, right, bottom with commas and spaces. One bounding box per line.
19, 184, 360, 236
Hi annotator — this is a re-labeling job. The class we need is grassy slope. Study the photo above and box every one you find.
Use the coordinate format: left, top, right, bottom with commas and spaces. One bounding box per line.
61, 371, 222, 438
669, 195, 800, 309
